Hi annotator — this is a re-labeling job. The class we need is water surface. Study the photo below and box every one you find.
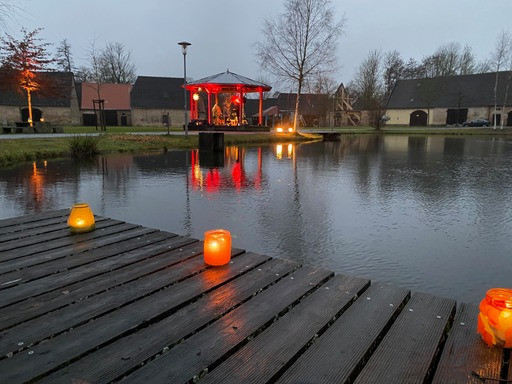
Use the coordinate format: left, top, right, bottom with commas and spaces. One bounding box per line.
1, 135, 511, 304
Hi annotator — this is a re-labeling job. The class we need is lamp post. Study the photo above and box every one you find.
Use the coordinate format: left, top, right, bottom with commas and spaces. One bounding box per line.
178, 41, 191, 137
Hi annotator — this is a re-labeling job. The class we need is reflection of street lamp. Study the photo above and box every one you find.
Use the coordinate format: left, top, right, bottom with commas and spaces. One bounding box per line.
178, 41, 191, 137
193, 93, 199, 120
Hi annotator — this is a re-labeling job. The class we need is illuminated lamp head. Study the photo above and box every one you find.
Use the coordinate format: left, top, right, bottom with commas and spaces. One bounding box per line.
68, 203, 95, 233
193, 93, 200, 101
276, 127, 283, 133
288, 127, 294, 133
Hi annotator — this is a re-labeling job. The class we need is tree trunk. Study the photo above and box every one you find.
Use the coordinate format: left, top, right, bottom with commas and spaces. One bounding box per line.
27, 89, 33, 127
293, 79, 303, 132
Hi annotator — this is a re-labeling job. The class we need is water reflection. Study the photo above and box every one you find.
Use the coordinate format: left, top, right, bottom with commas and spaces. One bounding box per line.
1, 135, 512, 304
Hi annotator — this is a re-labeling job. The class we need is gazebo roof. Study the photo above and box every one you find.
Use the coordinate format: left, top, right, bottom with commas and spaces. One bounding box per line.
186, 70, 271, 93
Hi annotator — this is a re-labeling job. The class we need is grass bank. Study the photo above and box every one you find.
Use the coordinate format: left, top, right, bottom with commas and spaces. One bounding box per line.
0, 132, 319, 167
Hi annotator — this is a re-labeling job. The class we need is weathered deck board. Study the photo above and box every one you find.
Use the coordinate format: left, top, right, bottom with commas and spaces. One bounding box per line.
276, 283, 410, 384
0, 241, 206, 330
0, 231, 187, 308
0, 228, 177, 287
0, 209, 69, 230
0, 217, 118, 260
0, 215, 69, 240
352, 292, 456, 384
0, 223, 154, 274
122, 265, 334, 384
432, 303, 505, 384
0, 210, 509, 384
200, 274, 370, 384
0, 252, 269, 383
39, 258, 301, 384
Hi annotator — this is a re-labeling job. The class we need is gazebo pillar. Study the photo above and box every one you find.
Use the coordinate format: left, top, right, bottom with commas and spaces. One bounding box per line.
258, 89, 263, 126
207, 90, 211, 125
238, 87, 243, 126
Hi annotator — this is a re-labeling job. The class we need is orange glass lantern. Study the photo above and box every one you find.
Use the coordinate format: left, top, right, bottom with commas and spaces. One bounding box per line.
477, 288, 512, 348
204, 229, 231, 266
67, 203, 95, 233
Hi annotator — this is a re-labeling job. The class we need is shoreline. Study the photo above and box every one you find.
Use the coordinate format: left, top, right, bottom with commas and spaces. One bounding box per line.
1, 126, 512, 167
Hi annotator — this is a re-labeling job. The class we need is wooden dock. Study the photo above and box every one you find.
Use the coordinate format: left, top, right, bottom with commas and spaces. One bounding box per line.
0, 210, 509, 383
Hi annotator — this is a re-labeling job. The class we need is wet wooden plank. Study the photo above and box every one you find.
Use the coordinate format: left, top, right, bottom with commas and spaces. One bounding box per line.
432, 303, 505, 384
0, 232, 190, 308
0, 223, 152, 274
276, 283, 410, 384
123, 266, 334, 384
0, 219, 77, 243
0, 228, 176, 286
0, 252, 270, 383
0, 209, 69, 230
0, 215, 68, 238
0, 244, 223, 357
0, 241, 206, 330
0, 217, 115, 258
352, 292, 456, 384
39, 258, 301, 384
201, 274, 370, 384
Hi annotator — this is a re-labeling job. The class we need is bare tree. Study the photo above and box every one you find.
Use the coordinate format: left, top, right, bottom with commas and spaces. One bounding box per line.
74, 65, 91, 82
350, 49, 384, 128
459, 45, 476, 74
490, 30, 512, 129
255, 0, 345, 131
0, 0, 21, 30
98, 42, 136, 84
417, 42, 477, 78
402, 57, 421, 79
382, 50, 404, 99
55, 39, 74, 72
83, 37, 106, 130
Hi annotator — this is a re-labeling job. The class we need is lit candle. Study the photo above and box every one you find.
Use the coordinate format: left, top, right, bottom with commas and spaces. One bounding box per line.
204, 229, 232, 266
477, 288, 512, 348
67, 203, 95, 233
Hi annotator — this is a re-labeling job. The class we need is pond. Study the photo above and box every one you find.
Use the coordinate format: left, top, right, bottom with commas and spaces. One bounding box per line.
1, 134, 511, 304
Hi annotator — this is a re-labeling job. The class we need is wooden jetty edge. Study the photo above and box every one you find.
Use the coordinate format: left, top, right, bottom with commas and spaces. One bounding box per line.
0, 210, 509, 383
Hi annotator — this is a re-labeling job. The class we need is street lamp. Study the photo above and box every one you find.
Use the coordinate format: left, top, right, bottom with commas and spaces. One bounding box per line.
178, 41, 191, 137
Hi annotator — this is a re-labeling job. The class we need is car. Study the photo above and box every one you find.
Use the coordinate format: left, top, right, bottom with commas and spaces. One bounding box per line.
462, 118, 490, 127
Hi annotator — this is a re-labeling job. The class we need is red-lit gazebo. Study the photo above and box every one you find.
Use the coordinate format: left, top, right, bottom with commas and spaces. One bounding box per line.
185, 70, 271, 130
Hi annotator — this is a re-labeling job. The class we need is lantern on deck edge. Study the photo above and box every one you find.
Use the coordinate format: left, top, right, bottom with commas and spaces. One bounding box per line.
67, 203, 95, 233
477, 288, 512, 348
204, 229, 231, 266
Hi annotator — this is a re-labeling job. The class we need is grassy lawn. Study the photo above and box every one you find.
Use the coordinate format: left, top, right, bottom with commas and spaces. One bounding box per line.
0, 132, 320, 167
2, 124, 512, 168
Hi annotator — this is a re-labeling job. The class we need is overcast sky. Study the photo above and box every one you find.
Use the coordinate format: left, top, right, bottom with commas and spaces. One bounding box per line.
4, 0, 511, 91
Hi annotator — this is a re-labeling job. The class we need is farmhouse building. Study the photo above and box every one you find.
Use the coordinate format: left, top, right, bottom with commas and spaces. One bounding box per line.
130, 76, 186, 126
385, 72, 512, 126
0, 71, 80, 125
77, 82, 132, 126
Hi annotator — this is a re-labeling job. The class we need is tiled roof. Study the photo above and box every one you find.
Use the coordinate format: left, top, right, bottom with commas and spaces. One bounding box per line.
386, 71, 512, 109
187, 70, 271, 90
0, 71, 74, 107
80, 83, 131, 110
130, 76, 185, 109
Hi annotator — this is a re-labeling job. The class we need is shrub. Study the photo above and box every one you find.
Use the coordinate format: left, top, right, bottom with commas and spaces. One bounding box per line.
68, 135, 100, 159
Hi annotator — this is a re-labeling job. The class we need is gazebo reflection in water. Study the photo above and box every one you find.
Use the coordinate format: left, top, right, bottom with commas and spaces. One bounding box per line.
185, 70, 272, 131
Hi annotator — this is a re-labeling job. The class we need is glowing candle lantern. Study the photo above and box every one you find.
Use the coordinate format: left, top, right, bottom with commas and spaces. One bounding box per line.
477, 288, 512, 348
67, 203, 95, 233
204, 229, 231, 266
